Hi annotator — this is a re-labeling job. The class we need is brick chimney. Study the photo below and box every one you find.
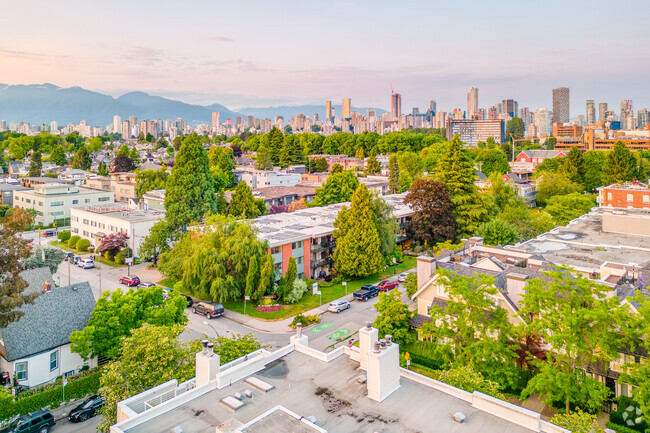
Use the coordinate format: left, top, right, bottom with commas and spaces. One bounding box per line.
43, 281, 52, 293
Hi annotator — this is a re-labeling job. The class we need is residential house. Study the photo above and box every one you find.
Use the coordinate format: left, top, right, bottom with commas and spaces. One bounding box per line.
510, 150, 567, 178
0, 268, 97, 388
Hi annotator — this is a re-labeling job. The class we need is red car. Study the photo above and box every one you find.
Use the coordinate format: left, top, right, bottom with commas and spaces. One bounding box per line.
120, 275, 141, 286
376, 280, 398, 292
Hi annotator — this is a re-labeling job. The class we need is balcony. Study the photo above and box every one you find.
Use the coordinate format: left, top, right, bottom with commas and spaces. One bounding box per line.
311, 241, 334, 252
311, 257, 333, 268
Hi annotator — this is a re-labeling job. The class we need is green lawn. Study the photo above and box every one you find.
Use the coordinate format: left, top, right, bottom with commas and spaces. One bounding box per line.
222, 256, 416, 321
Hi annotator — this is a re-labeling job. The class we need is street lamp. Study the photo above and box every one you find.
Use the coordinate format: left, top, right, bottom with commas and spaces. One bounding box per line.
392, 257, 397, 275
203, 321, 219, 337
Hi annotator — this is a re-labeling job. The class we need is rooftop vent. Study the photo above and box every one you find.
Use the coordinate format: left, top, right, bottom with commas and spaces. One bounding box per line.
453, 412, 466, 423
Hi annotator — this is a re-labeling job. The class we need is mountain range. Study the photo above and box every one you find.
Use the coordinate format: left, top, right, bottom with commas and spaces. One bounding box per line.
0, 83, 387, 127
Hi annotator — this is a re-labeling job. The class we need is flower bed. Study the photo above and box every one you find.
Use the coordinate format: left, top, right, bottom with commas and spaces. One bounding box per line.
256, 304, 282, 312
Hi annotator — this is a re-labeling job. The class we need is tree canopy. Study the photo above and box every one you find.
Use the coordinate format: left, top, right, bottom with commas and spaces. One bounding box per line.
228, 181, 260, 219
312, 170, 360, 207
403, 178, 455, 245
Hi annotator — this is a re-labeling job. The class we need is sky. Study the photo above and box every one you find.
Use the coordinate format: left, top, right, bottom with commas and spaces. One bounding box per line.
1, 0, 649, 116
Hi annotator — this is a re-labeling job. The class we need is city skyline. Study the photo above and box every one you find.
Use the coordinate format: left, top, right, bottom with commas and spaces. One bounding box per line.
1, 0, 649, 115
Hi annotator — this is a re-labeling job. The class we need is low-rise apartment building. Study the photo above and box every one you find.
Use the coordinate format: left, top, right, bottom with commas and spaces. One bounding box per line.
70, 203, 166, 254
307, 155, 365, 171
0, 183, 29, 206
598, 182, 650, 209
236, 169, 301, 189
253, 193, 414, 279
445, 119, 505, 147
86, 172, 137, 203
13, 184, 114, 226
142, 189, 165, 210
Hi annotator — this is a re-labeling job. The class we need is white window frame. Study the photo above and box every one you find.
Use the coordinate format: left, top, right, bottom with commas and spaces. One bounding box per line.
15, 362, 27, 380
49, 350, 58, 371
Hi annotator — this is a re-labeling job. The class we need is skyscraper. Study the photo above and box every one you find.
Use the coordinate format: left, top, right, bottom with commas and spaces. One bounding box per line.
121, 120, 131, 139
638, 109, 649, 129
390, 93, 401, 120
467, 87, 478, 119
429, 100, 437, 113
211, 111, 220, 133
113, 115, 121, 135
342, 98, 351, 119
586, 100, 595, 124
621, 100, 633, 130
325, 100, 332, 123
501, 99, 518, 118
552, 87, 570, 123
598, 102, 608, 122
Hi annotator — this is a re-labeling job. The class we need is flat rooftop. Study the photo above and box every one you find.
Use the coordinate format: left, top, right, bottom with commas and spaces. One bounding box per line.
253, 193, 413, 247
74, 205, 165, 222
124, 351, 533, 433
516, 209, 650, 269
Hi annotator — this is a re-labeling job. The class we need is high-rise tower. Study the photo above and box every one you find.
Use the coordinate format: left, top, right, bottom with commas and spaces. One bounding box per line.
467, 87, 478, 119
598, 102, 608, 122
342, 98, 351, 119
325, 100, 332, 123
586, 100, 595, 124
390, 93, 401, 120
552, 87, 570, 123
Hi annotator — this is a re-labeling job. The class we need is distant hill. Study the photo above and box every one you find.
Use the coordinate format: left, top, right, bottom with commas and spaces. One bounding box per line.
238, 104, 388, 120
0, 84, 239, 126
0, 83, 388, 127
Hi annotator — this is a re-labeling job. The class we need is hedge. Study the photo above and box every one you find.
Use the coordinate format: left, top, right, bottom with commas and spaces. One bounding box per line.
606, 421, 645, 433
609, 396, 648, 433
67, 235, 80, 249
76, 239, 91, 252
57, 231, 71, 242
0, 369, 102, 423
114, 250, 126, 264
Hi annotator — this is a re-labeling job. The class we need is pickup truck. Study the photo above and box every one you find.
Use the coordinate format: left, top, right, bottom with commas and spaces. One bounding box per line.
376, 280, 398, 292
353, 285, 380, 302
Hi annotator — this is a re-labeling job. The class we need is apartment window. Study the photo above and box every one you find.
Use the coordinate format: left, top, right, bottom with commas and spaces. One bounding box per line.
15, 362, 27, 380
64, 370, 75, 378
83, 231, 89, 237
25, 199, 31, 204
99, 197, 110, 202
292, 241, 303, 250
51, 201, 64, 207
274, 262, 282, 271
83, 219, 89, 225
72, 228, 79, 234
85, 199, 90, 203
644, 195, 650, 204
51, 211, 64, 217
627, 194, 634, 203
49, 350, 58, 371
270, 246, 281, 254
72, 200, 78, 204
607, 192, 612, 201
296, 256, 303, 264
38, 201, 43, 206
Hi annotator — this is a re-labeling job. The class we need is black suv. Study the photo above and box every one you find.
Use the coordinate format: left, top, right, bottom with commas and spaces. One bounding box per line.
68, 395, 104, 422
1, 409, 55, 433
192, 302, 224, 319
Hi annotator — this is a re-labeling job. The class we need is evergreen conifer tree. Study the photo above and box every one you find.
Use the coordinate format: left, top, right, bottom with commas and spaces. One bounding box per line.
245, 255, 260, 298
228, 181, 260, 219
256, 254, 275, 299
388, 154, 399, 194
266, 127, 284, 164
28, 151, 42, 177
562, 146, 585, 186
602, 141, 636, 185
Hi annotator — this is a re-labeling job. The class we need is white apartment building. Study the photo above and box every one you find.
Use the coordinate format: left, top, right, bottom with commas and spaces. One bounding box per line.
237, 169, 301, 189
70, 203, 165, 255
13, 184, 114, 226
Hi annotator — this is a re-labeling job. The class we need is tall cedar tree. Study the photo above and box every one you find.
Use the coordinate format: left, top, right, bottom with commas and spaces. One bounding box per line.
403, 178, 456, 245
28, 151, 42, 177
332, 184, 384, 278
280, 135, 304, 167
602, 141, 637, 185
256, 254, 275, 299
0, 209, 36, 327
420, 270, 519, 389
562, 146, 585, 186
433, 135, 487, 237
208, 146, 236, 188
255, 146, 273, 170
245, 255, 260, 298
266, 127, 284, 164
519, 268, 629, 414
312, 170, 360, 206
72, 147, 92, 170
228, 181, 260, 219
97, 162, 109, 176
279, 257, 297, 301
164, 135, 218, 229
388, 154, 400, 194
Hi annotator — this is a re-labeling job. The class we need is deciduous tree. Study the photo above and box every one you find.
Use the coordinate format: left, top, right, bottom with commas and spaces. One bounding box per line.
373, 290, 413, 344
476, 218, 519, 246
312, 170, 360, 206
138, 221, 175, 265
475, 148, 509, 176
403, 178, 455, 245
534, 171, 583, 207
388, 154, 399, 194
24, 246, 66, 273
97, 232, 129, 257
562, 146, 585, 186
111, 154, 136, 172
48, 146, 67, 166
71, 147, 92, 170
135, 168, 169, 199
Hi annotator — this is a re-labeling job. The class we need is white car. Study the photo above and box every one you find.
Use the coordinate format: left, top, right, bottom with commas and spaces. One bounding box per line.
328, 300, 351, 313
398, 272, 409, 283
79, 259, 94, 269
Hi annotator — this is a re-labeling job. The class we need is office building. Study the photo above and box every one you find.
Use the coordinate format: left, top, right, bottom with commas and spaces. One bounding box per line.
211, 112, 220, 133
13, 184, 114, 226
599, 102, 608, 122
586, 100, 595, 124
639, 109, 649, 130
342, 98, 351, 119
70, 203, 166, 254
325, 100, 332, 123
467, 86, 478, 119
390, 93, 401, 120
552, 87, 570, 123
121, 120, 131, 140
534, 108, 552, 137
501, 99, 518, 118
445, 119, 505, 147
552, 123, 582, 137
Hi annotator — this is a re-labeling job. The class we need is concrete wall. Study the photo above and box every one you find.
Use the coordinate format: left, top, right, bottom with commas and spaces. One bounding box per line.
603, 213, 650, 237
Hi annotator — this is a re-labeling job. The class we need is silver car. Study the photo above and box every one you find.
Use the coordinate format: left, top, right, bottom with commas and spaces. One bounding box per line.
328, 300, 351, 313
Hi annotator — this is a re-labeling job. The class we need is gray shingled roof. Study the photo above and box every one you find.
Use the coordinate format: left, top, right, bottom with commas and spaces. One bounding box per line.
0, 269, 95, 361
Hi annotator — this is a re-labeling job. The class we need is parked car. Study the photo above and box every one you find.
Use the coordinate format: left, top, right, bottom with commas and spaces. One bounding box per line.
398, 272, 409, 283
376, 280, 398, 292
73, 256, 82, 266
68, 395, 104, 423
138, 282, 156, 289
42, 229, 56, 237
65, 252, 75, 262
119, 275, 141, 286
192, 302, 225, 319
353, 285, 380, 302
1, 409, 55, 433
163, 288, 194, 307
78, 259, 94, 269
328, 300, 351, 313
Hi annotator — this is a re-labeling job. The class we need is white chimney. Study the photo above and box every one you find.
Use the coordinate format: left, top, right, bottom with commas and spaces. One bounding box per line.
358, 322, 378, 371
416, 256, 436, 290
366, 334, 400, 402
195, 341, 219, 388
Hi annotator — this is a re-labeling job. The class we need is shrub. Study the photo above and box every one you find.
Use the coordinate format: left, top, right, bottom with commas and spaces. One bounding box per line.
67, 235, 80, 249
256, 305, 281, 312
290, 313, 320, 328
103, 251, 113, 261
331, 276, 343, 285
284, 280, 308, 304
76, 239, 90, 252
87, 247, 94, 253
606, 422, 640, 433
609, 396, 647, 432
57, 230, 71, 242
114, 250, 126, 264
